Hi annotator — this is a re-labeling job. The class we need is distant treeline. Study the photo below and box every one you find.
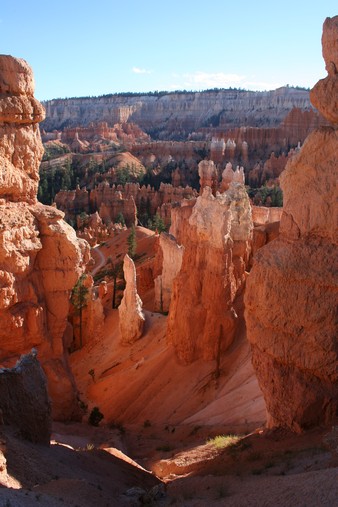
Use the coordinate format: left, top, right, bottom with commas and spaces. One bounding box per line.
43, 85, 310, 103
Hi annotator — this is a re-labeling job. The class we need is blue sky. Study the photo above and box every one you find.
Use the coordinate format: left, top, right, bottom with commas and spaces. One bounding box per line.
1, 1, 336, 100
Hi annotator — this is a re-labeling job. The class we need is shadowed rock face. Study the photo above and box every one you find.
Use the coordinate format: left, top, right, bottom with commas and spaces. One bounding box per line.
0, 351, 51, 445
245, 17, 338, 432
0, 55, 90, 420
154, 233, 184, 313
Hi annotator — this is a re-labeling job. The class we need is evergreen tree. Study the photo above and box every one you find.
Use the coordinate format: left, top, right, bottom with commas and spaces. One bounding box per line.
127, 225, 137, 259
152, 212, 166, 233
70, 274, 89, 348
38, 172, 49, 203
115, 212, 126, 226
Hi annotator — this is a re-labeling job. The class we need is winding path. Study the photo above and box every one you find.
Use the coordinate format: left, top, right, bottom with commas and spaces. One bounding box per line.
91, 247, 106, 276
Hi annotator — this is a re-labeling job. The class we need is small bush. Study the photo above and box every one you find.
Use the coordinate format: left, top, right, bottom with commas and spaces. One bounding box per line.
88, 406, 104, 426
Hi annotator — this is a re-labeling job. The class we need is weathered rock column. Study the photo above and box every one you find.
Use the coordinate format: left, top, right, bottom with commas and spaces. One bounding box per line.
167, 181, 252, 364
119, 254, 145, 344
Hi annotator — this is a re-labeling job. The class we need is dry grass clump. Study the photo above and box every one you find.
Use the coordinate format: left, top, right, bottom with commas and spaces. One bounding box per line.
207, 434, 241, 449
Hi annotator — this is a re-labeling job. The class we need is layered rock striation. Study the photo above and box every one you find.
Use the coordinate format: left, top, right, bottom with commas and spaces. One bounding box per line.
245, 17, 338, 432
0, 55, 89, 420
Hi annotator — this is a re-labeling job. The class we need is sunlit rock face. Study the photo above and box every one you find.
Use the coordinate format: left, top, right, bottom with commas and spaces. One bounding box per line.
167, 181, 252, 364
119, 254, 145, 345
245, 17, 338, 432
0, 55, 90, 420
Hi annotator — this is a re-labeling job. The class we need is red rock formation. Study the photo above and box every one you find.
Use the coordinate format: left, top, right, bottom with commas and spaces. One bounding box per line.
154, 233, 184, 312
167, 182, 252, 364
0, 55, 89, 420
245, 18, 338, 432
251, 206, 283, 225
76, 212, 110, 246
198, 160, 218, 195
310, 17, 338, 124
60, 121, 150, 152
119, 254, 145, 344
55, 181, 197, 232
0, 56, 45, 203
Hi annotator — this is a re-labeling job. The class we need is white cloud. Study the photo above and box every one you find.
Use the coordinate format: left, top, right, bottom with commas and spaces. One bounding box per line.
132, 67, 152, 74
170, 71, 282, 92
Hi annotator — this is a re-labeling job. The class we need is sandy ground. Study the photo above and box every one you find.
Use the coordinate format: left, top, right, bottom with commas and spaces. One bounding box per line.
1, 422, 337, 507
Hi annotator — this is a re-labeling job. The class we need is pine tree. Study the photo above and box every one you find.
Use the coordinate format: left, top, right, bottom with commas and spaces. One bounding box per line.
115, 212, 126, 226
70, 274, 89, 348
127, 225, 137, 259
152, 212, 166, 233
109, 261, 123, 308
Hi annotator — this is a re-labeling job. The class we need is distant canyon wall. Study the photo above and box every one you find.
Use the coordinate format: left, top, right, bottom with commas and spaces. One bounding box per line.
41, 87, 312, 137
